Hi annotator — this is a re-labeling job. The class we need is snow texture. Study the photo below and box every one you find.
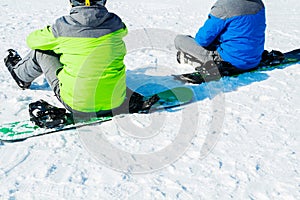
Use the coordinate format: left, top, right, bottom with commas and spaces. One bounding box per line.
0, 0, 299, 199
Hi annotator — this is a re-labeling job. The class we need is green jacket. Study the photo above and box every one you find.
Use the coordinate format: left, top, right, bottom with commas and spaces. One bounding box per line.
26, 6, 127, 112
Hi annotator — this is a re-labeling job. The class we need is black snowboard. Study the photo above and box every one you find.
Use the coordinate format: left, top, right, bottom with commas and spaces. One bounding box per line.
173, 49, 300, 84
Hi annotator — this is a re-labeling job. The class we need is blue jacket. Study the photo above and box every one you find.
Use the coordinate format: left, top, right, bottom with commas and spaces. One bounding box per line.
195, 0, 266, 70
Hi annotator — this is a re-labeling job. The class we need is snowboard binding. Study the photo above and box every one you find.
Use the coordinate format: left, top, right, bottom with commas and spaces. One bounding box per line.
176, 51, 204, 68
29, 100, 74, 128
4, 49, 31, 89
129, 92, 160, 113
261, 50, 285, 66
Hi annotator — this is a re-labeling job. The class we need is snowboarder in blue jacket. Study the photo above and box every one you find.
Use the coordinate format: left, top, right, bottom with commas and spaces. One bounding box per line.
175, 0, 266, 75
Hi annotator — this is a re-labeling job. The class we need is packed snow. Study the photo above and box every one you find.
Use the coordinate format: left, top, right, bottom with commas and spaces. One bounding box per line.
0, 0, 299, 199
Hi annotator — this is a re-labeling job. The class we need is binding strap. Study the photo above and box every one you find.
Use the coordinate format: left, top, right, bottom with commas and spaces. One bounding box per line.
29, 100, 74, 128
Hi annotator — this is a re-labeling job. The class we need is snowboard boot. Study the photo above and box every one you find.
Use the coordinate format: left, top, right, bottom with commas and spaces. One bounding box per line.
176, 51, 204, 68
179, 61, 221, 84
195, 60, 244, 77
128, 91, 160, 113
260, 50, 285, 66
4, 49, 31, 89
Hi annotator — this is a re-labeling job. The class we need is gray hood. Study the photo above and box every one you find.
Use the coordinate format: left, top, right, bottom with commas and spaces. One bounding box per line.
52, 5, 125, 38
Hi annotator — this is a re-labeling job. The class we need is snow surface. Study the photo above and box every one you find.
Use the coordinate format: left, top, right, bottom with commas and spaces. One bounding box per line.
0, 0, 300, 199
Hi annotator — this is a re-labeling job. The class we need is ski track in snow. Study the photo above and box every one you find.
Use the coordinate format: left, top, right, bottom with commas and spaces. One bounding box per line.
0, 0, 300, 199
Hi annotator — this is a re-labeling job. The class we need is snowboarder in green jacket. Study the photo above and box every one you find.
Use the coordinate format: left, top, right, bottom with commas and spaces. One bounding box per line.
4, 0, 129, 118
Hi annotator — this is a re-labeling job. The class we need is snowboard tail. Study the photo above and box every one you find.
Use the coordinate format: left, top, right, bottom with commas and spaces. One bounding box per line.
0, 116, 113, 143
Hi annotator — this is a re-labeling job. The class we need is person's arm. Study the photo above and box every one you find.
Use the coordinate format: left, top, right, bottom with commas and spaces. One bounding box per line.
195, 14, 225, 48
26, 26, 58, 50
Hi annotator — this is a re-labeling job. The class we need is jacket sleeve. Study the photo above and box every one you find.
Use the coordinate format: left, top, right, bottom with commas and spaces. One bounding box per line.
26, 26, 58, 50
195, 14, 226, 47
